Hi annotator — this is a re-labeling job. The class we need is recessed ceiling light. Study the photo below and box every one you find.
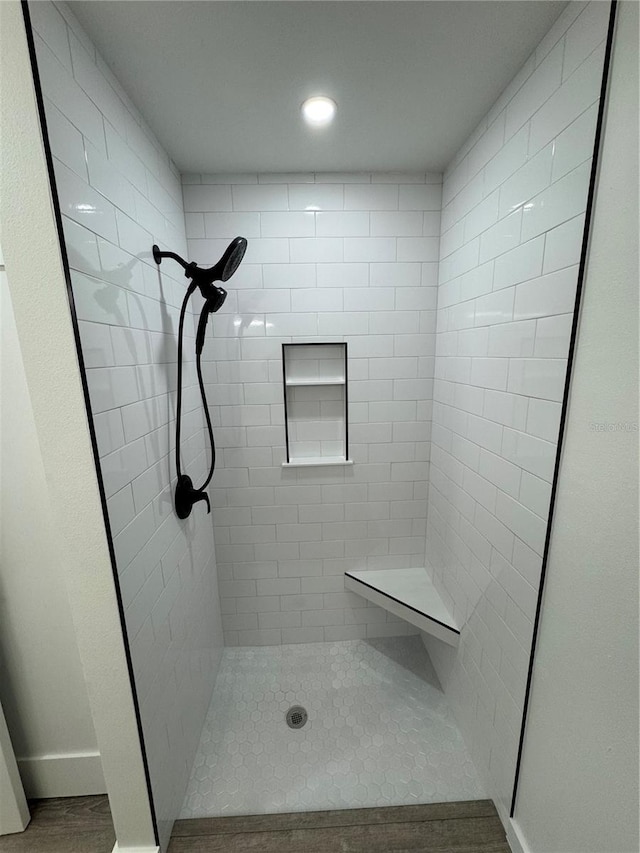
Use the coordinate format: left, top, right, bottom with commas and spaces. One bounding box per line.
301, 96, 337, 128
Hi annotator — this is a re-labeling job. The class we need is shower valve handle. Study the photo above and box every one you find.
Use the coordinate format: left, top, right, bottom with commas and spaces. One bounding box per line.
175, 474, 211, 519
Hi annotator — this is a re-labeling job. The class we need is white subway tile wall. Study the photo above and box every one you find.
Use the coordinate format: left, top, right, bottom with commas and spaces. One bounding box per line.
423, 0, 608, 825
32, 3, 224, 847
184, 172, 442, 645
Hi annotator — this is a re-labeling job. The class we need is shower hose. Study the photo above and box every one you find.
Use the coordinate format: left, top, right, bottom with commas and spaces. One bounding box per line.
174, 284, 217, 517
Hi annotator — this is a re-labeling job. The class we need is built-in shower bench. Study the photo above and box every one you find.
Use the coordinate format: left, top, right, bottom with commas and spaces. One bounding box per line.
344, 567, 460, 646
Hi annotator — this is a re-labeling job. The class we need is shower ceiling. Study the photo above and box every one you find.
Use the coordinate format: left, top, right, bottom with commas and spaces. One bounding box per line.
68, 0, 566, 174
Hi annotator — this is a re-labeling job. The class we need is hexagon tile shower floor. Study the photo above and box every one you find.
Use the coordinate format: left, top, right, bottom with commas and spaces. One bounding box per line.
180, 637, 483, 817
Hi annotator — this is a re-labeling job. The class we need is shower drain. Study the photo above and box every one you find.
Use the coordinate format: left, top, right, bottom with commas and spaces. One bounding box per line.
286, 705, 308, 729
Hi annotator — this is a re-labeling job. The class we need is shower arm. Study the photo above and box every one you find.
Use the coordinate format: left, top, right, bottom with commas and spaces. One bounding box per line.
152, 244, 229, 304
152, 244, 191, 271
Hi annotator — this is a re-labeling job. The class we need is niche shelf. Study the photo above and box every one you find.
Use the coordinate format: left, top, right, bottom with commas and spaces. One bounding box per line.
282, 342, 350, 468
285, 378, 346, 387
344, 567, 460, 646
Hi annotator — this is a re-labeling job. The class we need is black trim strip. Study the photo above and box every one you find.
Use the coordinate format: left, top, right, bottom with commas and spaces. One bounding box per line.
282, 342, 347, 347
345, 572, 460, 635
344, 342, 350, 462
21, 2, 159, 843
509, 0, 618, 819
282, 343, 290, 463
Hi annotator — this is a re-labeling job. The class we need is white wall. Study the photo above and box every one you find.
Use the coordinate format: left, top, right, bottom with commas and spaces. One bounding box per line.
1, 0, 157, 846
29, 2, 223, 846
183, 172, 441, 645
0, 262, 103, 797
511, 3, 639, 851
422, 0, 610, 822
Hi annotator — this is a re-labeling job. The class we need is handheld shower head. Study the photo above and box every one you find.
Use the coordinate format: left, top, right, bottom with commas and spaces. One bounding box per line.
185, 236, 247, 309
206, 285, 227, 313
186, 236, 247, 298
154, 237, 249, 519
152, 236, 248, 303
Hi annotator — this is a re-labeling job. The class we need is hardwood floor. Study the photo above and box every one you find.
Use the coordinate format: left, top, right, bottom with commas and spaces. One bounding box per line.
169, 800, 511, 853
0, 795, 114, 853
0, 795, 510, 853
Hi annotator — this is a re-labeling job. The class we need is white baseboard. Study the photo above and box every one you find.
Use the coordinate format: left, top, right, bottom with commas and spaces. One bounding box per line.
17, 750, 105, 798
112, 845, 160, 853
507, 818, 531, 853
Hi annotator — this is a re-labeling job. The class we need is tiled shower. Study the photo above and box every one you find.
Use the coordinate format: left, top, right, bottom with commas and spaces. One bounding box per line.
28, 0, 611, 848
183, 171, 441, 645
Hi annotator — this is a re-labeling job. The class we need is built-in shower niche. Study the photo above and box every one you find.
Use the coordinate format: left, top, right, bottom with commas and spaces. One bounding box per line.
282, 342, 351, 467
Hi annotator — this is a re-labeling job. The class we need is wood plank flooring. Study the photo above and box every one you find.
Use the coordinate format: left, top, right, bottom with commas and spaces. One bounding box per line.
0, 795, 511, 853
0, 795, 114, 853
169, 800, 511, 853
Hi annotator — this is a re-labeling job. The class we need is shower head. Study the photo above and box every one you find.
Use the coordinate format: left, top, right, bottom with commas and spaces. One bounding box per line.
206, 285, 227, 313
152, 236, 248, 302
212, 236, 248, 282
191, 239, 249, 355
